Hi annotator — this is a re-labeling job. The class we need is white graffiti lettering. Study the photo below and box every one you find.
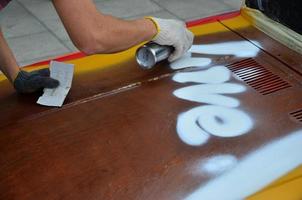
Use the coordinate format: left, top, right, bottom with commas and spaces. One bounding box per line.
173, 83, 246, 107
170, 52, 212, 70
173, 66, 231, 84
189, 40, 261, 58
171, 41, 261, 146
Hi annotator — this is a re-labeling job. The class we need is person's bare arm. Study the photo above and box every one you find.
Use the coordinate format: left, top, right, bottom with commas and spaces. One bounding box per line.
0, 29, 59, 93
52, 0, 157, 55
0, 29, 20, 82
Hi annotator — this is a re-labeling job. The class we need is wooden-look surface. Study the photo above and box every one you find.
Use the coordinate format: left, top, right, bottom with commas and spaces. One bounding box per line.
0, 29, 245, 129
0, 19, 302, 200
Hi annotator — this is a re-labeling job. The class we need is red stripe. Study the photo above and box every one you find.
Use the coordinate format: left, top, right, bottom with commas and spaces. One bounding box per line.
186, 10, 241, 27
29, 52, 86, 67
27, 10, 240, 67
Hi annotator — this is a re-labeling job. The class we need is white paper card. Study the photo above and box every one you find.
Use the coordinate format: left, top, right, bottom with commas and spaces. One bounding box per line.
37, 61, 74, 107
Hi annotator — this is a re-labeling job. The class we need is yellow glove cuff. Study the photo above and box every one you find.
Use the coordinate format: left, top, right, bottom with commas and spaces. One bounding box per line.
145, 16, 160, 39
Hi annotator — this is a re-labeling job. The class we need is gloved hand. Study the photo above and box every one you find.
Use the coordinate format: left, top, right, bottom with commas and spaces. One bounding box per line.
146, 17, 194, 62
13, 68, 59, 94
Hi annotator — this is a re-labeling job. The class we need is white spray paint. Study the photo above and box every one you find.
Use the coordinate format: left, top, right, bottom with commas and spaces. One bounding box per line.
173, 66, 231, 84
173, 83, 246, 108
171, 41, 261, 71
198, 155, 238, 176
173, 70, 252, 143
170, 52, 212, 70
177, 107, 211, 146
185, 130, 302, 200
170, 40, 261, 146
177, 106, 253, 145
197, 106, 253, 137
189, 41, 261, 58
168, 41, 301, 199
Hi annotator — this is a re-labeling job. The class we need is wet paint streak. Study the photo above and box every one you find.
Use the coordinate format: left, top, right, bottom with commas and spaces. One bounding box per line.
185, 130, 302, 200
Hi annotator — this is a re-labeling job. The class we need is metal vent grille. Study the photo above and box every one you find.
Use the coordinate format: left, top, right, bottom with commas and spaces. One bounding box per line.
289, 109, 302, 123
227, 58, 292, 95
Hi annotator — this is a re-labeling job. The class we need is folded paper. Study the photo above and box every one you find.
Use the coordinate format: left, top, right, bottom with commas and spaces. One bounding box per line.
37, 61, 74, 107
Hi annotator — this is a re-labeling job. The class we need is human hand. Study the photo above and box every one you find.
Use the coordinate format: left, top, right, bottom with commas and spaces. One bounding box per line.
147, 17, 194, 62
13, 68, 59, 94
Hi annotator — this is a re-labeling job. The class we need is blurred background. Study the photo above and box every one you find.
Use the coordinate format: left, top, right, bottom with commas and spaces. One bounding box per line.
0, 0, 242, 66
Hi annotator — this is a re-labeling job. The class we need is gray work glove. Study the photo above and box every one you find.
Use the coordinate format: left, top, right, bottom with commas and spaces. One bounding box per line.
13, 68, 59, 94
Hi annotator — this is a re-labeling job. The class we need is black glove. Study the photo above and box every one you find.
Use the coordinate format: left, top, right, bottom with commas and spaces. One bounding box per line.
13, 68, 59, 94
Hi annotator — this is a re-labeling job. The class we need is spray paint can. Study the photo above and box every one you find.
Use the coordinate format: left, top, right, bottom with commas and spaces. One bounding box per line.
136, 42, 174, 70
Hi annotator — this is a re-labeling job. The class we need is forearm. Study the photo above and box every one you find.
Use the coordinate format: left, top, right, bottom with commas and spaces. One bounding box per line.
85, 15, 157, 53
52, 0, 157, 55
0, 30, 20, 82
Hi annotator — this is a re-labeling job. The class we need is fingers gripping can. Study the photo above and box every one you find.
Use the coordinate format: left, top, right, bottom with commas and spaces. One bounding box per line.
136, 42, 174, 69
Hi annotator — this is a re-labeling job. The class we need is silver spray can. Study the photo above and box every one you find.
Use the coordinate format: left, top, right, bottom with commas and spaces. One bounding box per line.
136, 42, 174, 70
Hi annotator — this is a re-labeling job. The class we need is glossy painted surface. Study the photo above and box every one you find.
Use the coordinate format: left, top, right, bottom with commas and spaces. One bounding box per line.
0, 30, 244, 128
0, 15, 302, 199
223, 15, 302, 76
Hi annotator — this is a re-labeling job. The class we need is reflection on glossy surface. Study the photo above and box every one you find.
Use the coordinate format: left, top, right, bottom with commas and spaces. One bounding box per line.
186, 130, 302, 200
